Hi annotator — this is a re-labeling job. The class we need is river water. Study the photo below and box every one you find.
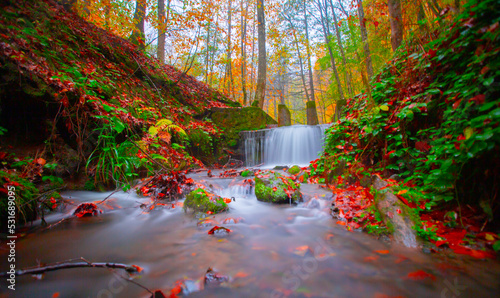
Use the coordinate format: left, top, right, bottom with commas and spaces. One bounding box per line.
1, 171, 500, 297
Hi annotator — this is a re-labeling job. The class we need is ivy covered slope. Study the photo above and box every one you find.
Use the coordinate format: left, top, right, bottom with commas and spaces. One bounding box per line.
0, 0, 246, 179
314, 0, 500, 246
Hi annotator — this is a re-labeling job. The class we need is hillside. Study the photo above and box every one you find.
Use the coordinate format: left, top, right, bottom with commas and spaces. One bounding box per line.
312, 0, 500, 253
0, 0, 275, 226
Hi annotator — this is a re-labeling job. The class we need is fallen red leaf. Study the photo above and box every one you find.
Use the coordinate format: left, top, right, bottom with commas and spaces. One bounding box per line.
452, 246, 495, 259
407, 270, 436, 281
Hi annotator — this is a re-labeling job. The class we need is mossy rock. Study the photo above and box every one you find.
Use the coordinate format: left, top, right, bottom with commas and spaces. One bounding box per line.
241, 170, 254, 177
184, 188, 228, 214
255, 173, 302, 204
288, 165, 301, 175
209, 107, 277, 148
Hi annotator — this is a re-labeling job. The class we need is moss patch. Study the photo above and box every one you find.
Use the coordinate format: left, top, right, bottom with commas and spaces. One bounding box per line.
288, 165, 301, 175
255, 173, 302, 204
210, 107, 277, 148
183, 188, 228, 214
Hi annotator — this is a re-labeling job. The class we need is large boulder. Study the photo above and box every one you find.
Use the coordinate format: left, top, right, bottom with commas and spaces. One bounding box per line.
209, 107, 276, 148
373, 176, 418, 248
255, 173, 302, 204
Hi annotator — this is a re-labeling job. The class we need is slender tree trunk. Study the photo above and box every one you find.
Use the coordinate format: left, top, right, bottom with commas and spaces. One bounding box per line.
157, 0, 166, 63
318, 1, 344, 107
357, 0, 373, 78
289, 24, 310, 103
250, 8, 256, 103
130, 0, 146, 46
303, 2, 315, 104
388, 0, 403, 52
328, 0, 353, 97
210, 13, 219, 86
255, 0, 267, 108
205, 20, 211, 84
241, 0, 249, 105
226, 0, 235, 98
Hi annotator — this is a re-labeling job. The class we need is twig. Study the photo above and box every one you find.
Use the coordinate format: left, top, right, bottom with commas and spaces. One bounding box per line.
96, 189, 120, 205
113, 272, 154, 295
0, 258, 140, 277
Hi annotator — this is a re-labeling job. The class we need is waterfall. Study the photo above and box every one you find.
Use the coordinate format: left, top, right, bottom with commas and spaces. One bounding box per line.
242, 124, 330, 167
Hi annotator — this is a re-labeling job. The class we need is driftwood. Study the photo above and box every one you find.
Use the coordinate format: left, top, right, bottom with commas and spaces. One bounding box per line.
0, 258, 140, 277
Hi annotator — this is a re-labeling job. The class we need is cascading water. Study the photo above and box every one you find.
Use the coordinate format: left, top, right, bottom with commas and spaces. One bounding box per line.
242, 124, 330, 167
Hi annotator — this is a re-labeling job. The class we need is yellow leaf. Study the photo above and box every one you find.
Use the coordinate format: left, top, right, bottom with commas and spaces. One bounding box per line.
464, 127, 474, 140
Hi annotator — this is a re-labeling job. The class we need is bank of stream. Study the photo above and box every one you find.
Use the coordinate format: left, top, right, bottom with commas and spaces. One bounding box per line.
1, 170, 499, 297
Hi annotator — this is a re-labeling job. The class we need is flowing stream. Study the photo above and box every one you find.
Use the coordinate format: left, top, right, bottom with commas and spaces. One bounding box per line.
1, 171, 499, 297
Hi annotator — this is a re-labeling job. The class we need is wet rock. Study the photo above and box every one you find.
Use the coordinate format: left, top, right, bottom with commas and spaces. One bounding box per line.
287, 165, 301, 175
373, 176, 418, 248
74, 203, 102, 217
255, 174, 302, 204
184, 188, 229, 214
208, 226, 231, 236
306, 198, 321, 209
54, 142, 80, 177
197, 218, 217, 228
273, 165, 288, 171
222, 217, 237, 224
204, 267, 229, 287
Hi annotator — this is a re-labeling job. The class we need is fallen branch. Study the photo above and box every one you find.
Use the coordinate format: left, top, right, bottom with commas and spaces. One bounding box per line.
0, 259, 140, 277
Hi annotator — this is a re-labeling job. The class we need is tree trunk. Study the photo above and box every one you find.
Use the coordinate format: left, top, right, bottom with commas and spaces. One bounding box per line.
130, 0, 146, 47
205, 20, 211, 84
254, 0, 267, 109
328, 0, 353, 97
303, 2, 315, 105
278, 104, 291, 126
241, 0, 249, 105
210, 13, 219, 86
357, 0, 373, 78
388, 0, 403, 52
289, 24, 310, 103
226, 0, 235, 98
318, 0, 344, 111
157, 0, 166, 63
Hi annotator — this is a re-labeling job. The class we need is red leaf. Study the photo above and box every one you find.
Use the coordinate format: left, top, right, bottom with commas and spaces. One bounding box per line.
452, 246, 495, 259
407, 270, 436, 281
469, 94, 485, 104
415, 141, 431, 152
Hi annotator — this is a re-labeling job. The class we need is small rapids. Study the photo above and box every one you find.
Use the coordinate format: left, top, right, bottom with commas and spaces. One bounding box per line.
1, 171, 499, 297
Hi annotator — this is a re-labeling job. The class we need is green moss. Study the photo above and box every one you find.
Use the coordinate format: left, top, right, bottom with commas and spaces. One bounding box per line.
288, 165, 301, 175
184, 188, 228, 214
306, 101, 316, 109
254, 174, 302, 204
210, 107, 277, 149
241, 170, 253, 177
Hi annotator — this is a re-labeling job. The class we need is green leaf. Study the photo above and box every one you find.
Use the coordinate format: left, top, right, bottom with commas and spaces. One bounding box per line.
483, 77, 494, 86
112, 118, 125, 134
102, 104, 114, 112
380, 105, 389, 111
493, 241, 500, 252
